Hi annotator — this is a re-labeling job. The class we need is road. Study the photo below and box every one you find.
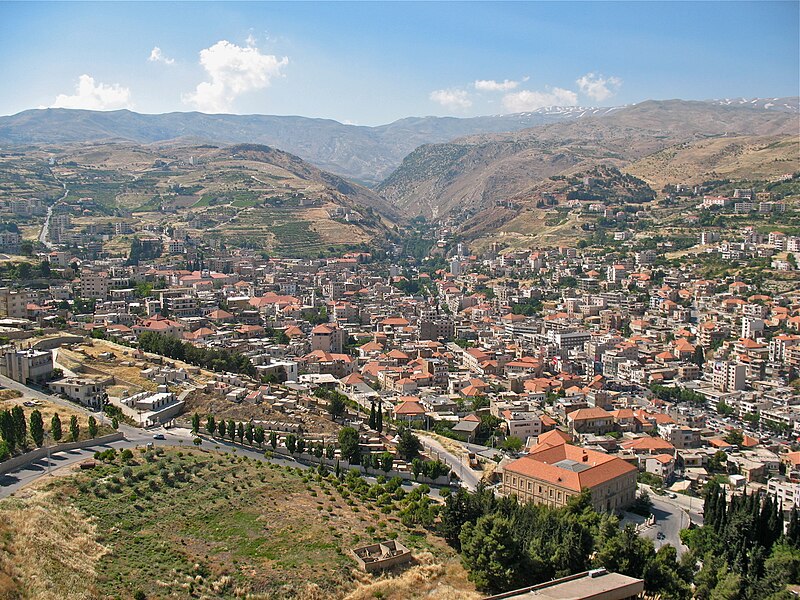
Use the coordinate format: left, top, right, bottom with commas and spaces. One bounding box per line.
420, 434, 481, 490
640, 483, 704, 525
638, 494, 691, 557
39, 174, 68, 248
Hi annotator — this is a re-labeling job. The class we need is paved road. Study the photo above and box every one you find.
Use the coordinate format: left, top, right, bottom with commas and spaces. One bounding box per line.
420, 434, 481, 490
639, 494, 690, 557
640, 483, 704, 525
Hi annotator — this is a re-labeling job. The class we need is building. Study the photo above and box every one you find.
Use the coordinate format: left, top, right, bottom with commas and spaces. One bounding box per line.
485, 569, 644, 600
80, 271, 110, 300
49, 377, 106, 409
1, 349, 54, 383
767, 478, 800, 509
712, 361, 746, 392
567, 407, 614, 435
311, 323, 347, 354
0, 288, 31, 319
502, 437, 637, 513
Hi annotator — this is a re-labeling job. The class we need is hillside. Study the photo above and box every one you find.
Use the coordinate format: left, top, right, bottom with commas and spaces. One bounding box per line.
377, 100, 800, 228
0, 107, 609, 186
7, 141, 397, 257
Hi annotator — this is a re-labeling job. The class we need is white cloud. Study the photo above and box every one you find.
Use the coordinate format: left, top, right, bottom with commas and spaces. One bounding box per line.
50, 74, 132, 110
149, 46, 175, 65
474, 78, 522, 92
429, 88, 472, 110
576, 73, 622, 102
183, 39, 288, 113
502, 87, 578, 113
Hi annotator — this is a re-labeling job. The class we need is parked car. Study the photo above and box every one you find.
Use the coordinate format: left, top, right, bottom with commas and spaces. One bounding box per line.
153, 433, 166, 440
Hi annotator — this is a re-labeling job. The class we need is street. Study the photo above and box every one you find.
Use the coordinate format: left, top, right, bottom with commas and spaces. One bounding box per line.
420, 434, 481, 490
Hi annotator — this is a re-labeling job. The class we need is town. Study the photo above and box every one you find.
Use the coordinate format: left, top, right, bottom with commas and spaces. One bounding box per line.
0, 168, 798, 599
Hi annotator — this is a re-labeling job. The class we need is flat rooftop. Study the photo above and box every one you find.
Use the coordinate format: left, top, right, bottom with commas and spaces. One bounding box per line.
483, 570, 644, 600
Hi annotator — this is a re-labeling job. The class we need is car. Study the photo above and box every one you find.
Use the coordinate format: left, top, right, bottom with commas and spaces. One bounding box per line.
668, 493, 678, 499
657, 532, 665, 540
153, 433, 166, 440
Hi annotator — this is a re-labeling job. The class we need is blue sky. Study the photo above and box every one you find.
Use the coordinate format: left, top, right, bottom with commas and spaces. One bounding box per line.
0, 1, 798, 125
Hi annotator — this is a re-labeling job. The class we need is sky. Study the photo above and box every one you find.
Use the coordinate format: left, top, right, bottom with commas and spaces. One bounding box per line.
0, 1, 798, 125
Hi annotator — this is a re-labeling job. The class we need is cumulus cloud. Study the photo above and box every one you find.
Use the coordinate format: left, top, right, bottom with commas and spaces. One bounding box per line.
502, 87, 578, 112
474, 78, 526, 92
576, 73, 622, 101
183, 39, 288, 113
429, 88, 472, 110
148, 46, 175, 65
50, 74, 132, 110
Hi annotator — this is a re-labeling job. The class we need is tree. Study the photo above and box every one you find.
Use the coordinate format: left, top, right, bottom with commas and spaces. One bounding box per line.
411, 457, 424, 481
227, 420, 236, 441
87, 415, 98, 438
326, 444, 335, 459
460, 514, 527, 593
314, 442, 324, 458
11, 406, 26, 448
69, 415, 79, 442
254, 426, 265, 448
380, 452, 393, 473
338, 427, 360, 464
501, 436, 523, 453
206, 415, 216, 435
236, 422, 244, 444
328, 394, 346, 420
285, 434, 297, 454
0, 410, 16, 451
218, 420, 226, 438
111, 417, 119, 430
245, 423, 254, 445
397, 427, 421, 460
269, 431, 278, 450
296, 438, 306, 455
369, 402, 376, 429
51, 413, 62, 442
724, 429, 744, 447
191, 413, 201, 435
376, 402, 384, 433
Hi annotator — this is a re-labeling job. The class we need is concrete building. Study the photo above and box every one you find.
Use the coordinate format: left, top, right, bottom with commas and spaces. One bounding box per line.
1, 349, 53, 383
712, 361, 746, 392
49, 377, 106, 409
486, 569, 644, 600
0, 288, 31, 319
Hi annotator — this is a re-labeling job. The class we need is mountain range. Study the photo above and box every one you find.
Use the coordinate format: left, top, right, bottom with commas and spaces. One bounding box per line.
0, 106, 614, 186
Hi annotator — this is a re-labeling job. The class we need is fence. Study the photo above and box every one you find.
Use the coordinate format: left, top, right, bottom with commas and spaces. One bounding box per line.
0, 432, 125, 476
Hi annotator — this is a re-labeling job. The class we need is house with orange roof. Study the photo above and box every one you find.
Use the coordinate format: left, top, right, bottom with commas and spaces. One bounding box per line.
566, 407, 614, 435
621, 436, 676, 456
393, 397, 426, 422
502, 441, 637, 512
643, 454, 676, 481
133, 315, 185, 338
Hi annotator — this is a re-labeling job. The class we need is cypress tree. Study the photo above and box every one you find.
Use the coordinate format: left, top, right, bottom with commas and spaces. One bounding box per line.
376, 402, 383, 433
787, 507, 800, 548
11, 406, 26, 447
29, 410, 44, 447
368, 402, 376, 429
0, 410, 15, 450
51, 413, 62, 442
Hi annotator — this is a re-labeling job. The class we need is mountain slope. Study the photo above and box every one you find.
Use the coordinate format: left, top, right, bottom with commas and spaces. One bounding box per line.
26, 141, 397, 256
377, 100, 799, 220
0, 107, 604, 185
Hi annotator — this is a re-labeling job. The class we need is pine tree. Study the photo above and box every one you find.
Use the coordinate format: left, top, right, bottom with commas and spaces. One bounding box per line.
206, 415, 216, 435
51, 413, 62, 442
191, 413, 201, 434
218, 420, 226, 438
269, 431, 277, 449
236, 422, 244, 443
87, 415, 98, 438
227, 420, 236, 440
254, 426, 265, 448
30, 410, 44, 447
